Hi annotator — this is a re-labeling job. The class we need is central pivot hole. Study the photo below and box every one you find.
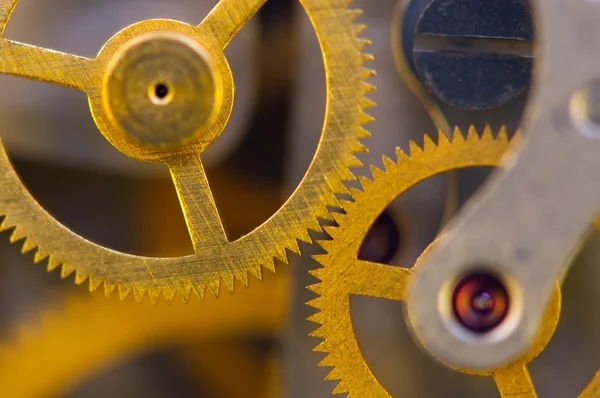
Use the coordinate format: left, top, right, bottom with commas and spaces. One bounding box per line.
452, 272, 509, 333
102, 31, 221, 149
152, 82, 171, 103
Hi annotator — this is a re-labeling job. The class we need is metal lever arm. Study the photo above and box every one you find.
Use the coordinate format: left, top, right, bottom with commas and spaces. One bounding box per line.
406, 0, 600, 370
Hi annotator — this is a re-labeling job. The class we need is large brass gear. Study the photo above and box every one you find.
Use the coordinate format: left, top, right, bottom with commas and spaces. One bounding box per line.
0, 0, 375, 302
307, 127, 600, 397
0, 270, 287, 397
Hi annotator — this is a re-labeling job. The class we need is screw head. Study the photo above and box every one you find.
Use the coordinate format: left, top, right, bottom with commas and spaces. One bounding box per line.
413, 0, 534, 111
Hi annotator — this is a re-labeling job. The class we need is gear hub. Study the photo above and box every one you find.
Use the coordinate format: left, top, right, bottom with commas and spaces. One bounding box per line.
102, 32, 221, 149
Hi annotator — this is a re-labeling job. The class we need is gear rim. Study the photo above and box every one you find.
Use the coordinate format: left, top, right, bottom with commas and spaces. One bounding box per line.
0, 0, 375, 302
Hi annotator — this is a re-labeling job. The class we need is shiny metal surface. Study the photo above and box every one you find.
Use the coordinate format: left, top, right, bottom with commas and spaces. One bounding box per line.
407, 0, 600, 370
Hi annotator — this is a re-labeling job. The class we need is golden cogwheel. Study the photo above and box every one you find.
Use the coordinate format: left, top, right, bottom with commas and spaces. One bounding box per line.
0, 270, 286, 397
307, 127, 599, 397
0, 0, 375, 302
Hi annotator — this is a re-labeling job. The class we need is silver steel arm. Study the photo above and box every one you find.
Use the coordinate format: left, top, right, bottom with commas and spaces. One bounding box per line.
406, 0, 600, 370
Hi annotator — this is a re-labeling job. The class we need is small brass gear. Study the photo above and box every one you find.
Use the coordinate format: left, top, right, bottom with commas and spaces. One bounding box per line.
307, 127, 599, 397
0, 0, 375, 302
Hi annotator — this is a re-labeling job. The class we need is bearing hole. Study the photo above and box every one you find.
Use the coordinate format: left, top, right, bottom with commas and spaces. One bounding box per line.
154, 83, 169, 99
452, 272, 509, 334
149, 82, 172, 105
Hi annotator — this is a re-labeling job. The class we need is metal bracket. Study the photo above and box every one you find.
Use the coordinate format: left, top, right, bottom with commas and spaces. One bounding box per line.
406, 0, 600, 371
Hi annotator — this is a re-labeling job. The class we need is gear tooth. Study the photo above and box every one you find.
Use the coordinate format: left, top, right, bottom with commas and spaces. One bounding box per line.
307, 282, 325, 298
360, 67, 377, 80
74, 271, 87, 285
482, 125, 494, 141
332, 382, 350, 394
315, 342, 334, 356
207, 280, 220, 297
221, 273, 235, 293
497, 125, 509, 142
382, 155, 396, 171
34, 250, 49, 264
132, 285, 147, 303
437, 129, 451, 147
358, 175, 373, 189
423, 134, 437, 152
178, 285, 192, 303
296, 227, 314, 244
88, 276, 103, 292
347, 8, 364, 20
349, 140, 368, 155
147, 288, 161, 304
162, 287, 176, 304
315, 239, 334, 253
358, 111, 375, 125
192, 284, 206, 300
20, 238, 36, 254
395, 146, 409, 162
324, 366, 343, 381
9, 229, 25, 244
355, 36, 370, 48
360, 97, 377, 109
369, 164, 385, 180
118, 284, 132, 301
104, 282, 117, 296
60, 263, 76, 279
348, 186, 363, 198
234, 269, 249, 288
0, 216, 10, 232
330, 212, 347, 226
362, 82, 377, 94
356, 126, 372, 139
249, 265, 263, 281
467, 125, 480, 141
452, 126, 466, 143
409, 140, 423, 156
47, 258, 62, 273
361, 53, 375, 63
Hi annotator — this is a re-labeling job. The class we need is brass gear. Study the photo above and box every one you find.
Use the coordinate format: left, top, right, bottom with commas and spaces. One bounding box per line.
0, 270, 287, 397
307, 127, 599, 397
0, 0, 375, 302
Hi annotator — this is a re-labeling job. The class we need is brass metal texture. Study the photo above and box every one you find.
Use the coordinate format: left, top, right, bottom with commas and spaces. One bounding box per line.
307, 127, 599, 397
406, 0, 600, 370
0, 270, 287, 397
0, 0, 375, 302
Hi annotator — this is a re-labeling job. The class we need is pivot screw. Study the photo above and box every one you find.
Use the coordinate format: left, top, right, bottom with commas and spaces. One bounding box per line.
413, 0, 534, 110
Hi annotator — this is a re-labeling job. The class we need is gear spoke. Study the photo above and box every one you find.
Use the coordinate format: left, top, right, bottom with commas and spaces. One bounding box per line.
197, 0, 267, 49
168, 153, 228, 251
348, 260, 411, 301
493, 365, 536, 398
0, 39, 93, 91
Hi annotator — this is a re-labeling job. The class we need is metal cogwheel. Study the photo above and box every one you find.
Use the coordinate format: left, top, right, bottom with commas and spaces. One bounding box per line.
307, 127, 600, 397
0, 0, 376, 302
0, 270, 287, 397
